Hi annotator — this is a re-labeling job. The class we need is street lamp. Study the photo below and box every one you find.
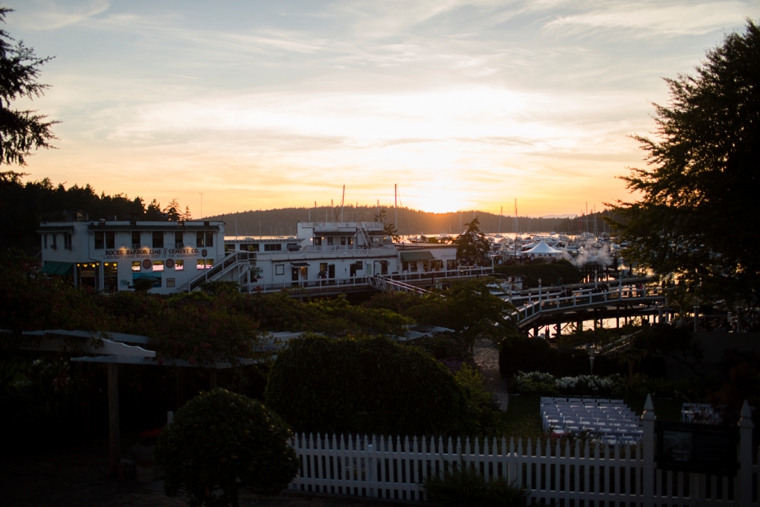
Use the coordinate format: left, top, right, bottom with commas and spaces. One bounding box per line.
538, 278, 542, 305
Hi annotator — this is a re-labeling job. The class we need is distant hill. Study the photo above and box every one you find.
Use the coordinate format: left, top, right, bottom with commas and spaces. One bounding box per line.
205, 206, 595, 237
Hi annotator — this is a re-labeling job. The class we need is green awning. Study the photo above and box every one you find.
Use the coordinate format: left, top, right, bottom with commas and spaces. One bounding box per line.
400, 251, 435, 262
42, 261, 74, 276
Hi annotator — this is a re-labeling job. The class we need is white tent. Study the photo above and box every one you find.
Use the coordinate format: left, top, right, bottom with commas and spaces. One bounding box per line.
521, 240, 564, 256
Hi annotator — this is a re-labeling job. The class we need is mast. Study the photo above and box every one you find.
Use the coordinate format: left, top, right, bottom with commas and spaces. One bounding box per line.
340, 185, 345, 222
394, 184, 398, 231
498, 205, 502, 234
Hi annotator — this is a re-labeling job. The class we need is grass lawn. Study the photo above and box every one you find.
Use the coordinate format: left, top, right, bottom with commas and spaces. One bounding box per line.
497, 395, 684, 440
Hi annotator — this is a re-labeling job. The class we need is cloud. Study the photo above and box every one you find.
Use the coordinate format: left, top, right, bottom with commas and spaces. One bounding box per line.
13, 0, 109, 30
544, 1, 752, 37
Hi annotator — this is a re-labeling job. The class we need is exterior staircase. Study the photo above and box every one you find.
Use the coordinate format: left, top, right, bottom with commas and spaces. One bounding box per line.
176, 251, 256, 292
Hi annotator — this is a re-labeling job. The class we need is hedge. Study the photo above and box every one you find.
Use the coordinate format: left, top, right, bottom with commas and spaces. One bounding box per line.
265, 335, 475, 436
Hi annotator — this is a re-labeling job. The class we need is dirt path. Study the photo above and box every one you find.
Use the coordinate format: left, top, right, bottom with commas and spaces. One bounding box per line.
472, 339, 509, 410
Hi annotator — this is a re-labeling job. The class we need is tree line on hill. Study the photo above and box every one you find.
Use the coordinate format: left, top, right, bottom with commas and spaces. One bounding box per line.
206, 206, 600, 237
1, 170, 616, 254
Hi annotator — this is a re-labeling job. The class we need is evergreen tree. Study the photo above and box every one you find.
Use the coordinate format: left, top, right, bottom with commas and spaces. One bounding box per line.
454, 217, 490, 265
0, 8, 57, 165
612, 20, 760, 305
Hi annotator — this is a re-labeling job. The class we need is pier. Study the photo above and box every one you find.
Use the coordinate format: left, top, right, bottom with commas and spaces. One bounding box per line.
506, 278, 669, 337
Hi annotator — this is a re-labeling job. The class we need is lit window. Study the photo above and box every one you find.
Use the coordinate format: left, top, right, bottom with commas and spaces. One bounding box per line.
175, 260, 184, 271
132, 261, 141, 272
153, 260, 164, 272
196, 259, 214, 269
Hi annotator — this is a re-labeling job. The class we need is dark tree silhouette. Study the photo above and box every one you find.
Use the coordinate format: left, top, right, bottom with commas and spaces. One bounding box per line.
0, 7, 57, 165
612, 20, 760, 305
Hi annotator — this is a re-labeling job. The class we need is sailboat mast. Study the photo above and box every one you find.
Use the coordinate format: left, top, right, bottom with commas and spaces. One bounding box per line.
394, 184, 398, 231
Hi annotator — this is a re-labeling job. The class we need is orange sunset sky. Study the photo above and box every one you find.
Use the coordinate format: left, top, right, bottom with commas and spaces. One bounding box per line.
9, 1, 760, 217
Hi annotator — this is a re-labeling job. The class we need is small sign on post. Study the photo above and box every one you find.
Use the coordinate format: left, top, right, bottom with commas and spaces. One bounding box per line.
656, 421, 738, 476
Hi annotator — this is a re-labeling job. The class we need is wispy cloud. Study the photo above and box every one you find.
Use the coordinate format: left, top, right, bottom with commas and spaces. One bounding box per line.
544, 1, 751, 37
13, 0, 110, 30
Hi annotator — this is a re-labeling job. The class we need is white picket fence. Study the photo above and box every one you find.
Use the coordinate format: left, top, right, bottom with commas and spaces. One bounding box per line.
288, 398, 759, 506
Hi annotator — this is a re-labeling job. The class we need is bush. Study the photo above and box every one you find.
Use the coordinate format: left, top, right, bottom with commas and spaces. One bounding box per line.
411, 333, 473, 362
155, 389, 298, 507
454, 364, 499, 432
424, 463, 529, 507
265, 335, 475, 436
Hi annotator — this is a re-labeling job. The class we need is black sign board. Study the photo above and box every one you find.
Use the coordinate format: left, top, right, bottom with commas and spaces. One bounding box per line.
656, 421, 738, 476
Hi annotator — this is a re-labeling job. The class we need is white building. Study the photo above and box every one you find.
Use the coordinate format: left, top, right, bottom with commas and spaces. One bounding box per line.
38, 219, 229, 294
225, 221, 464, 293
39, 219, 488, 295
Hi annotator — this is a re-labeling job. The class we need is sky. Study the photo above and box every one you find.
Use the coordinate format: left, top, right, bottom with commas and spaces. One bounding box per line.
8, 1, 760, 218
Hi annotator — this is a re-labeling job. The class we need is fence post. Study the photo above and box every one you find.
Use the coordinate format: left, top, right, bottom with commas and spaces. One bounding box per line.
641, 394, 656, 506
738, 400, 754, 505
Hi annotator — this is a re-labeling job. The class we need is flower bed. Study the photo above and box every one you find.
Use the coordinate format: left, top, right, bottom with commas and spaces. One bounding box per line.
512, 371, 626, 397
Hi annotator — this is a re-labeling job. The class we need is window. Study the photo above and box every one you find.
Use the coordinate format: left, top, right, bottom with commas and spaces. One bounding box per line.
175, 260, 184, 271
132, 261, 141, 272
64, 233, 72, 250
275, 264, 285, 276
196, 232, 205, 247
264, 244, 282, 251
314, 237, 322, 246
341, 237, 346, 246
132, 231, 141, 248
175, 231, 183, 247
327, 237, 334, 246
103, 262, 118, 293
347, 237, 354, 246
106, 231, 115, 249
152, 231, 164, 248
43, 234, 48, 249
76, 262, 98, 289
51, 234, 57, 250
153, 260, 164, 271
94, 232, 104, 249
196, 259, 214, 270
205, 232, 214, 247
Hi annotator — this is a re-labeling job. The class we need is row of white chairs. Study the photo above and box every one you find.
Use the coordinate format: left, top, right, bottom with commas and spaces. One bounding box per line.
540, 397, 643, 443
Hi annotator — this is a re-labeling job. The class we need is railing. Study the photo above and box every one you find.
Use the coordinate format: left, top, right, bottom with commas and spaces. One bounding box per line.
598, 330, 642, 356
509, 284, 665, 328
177, 251, 255, 292
368, 276, 429, 295
246, 266, 494, 294
289, 399, 757, 506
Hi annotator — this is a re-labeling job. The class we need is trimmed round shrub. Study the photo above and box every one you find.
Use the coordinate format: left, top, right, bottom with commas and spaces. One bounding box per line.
155, 389, 298, 507
265, 335, 474, 436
